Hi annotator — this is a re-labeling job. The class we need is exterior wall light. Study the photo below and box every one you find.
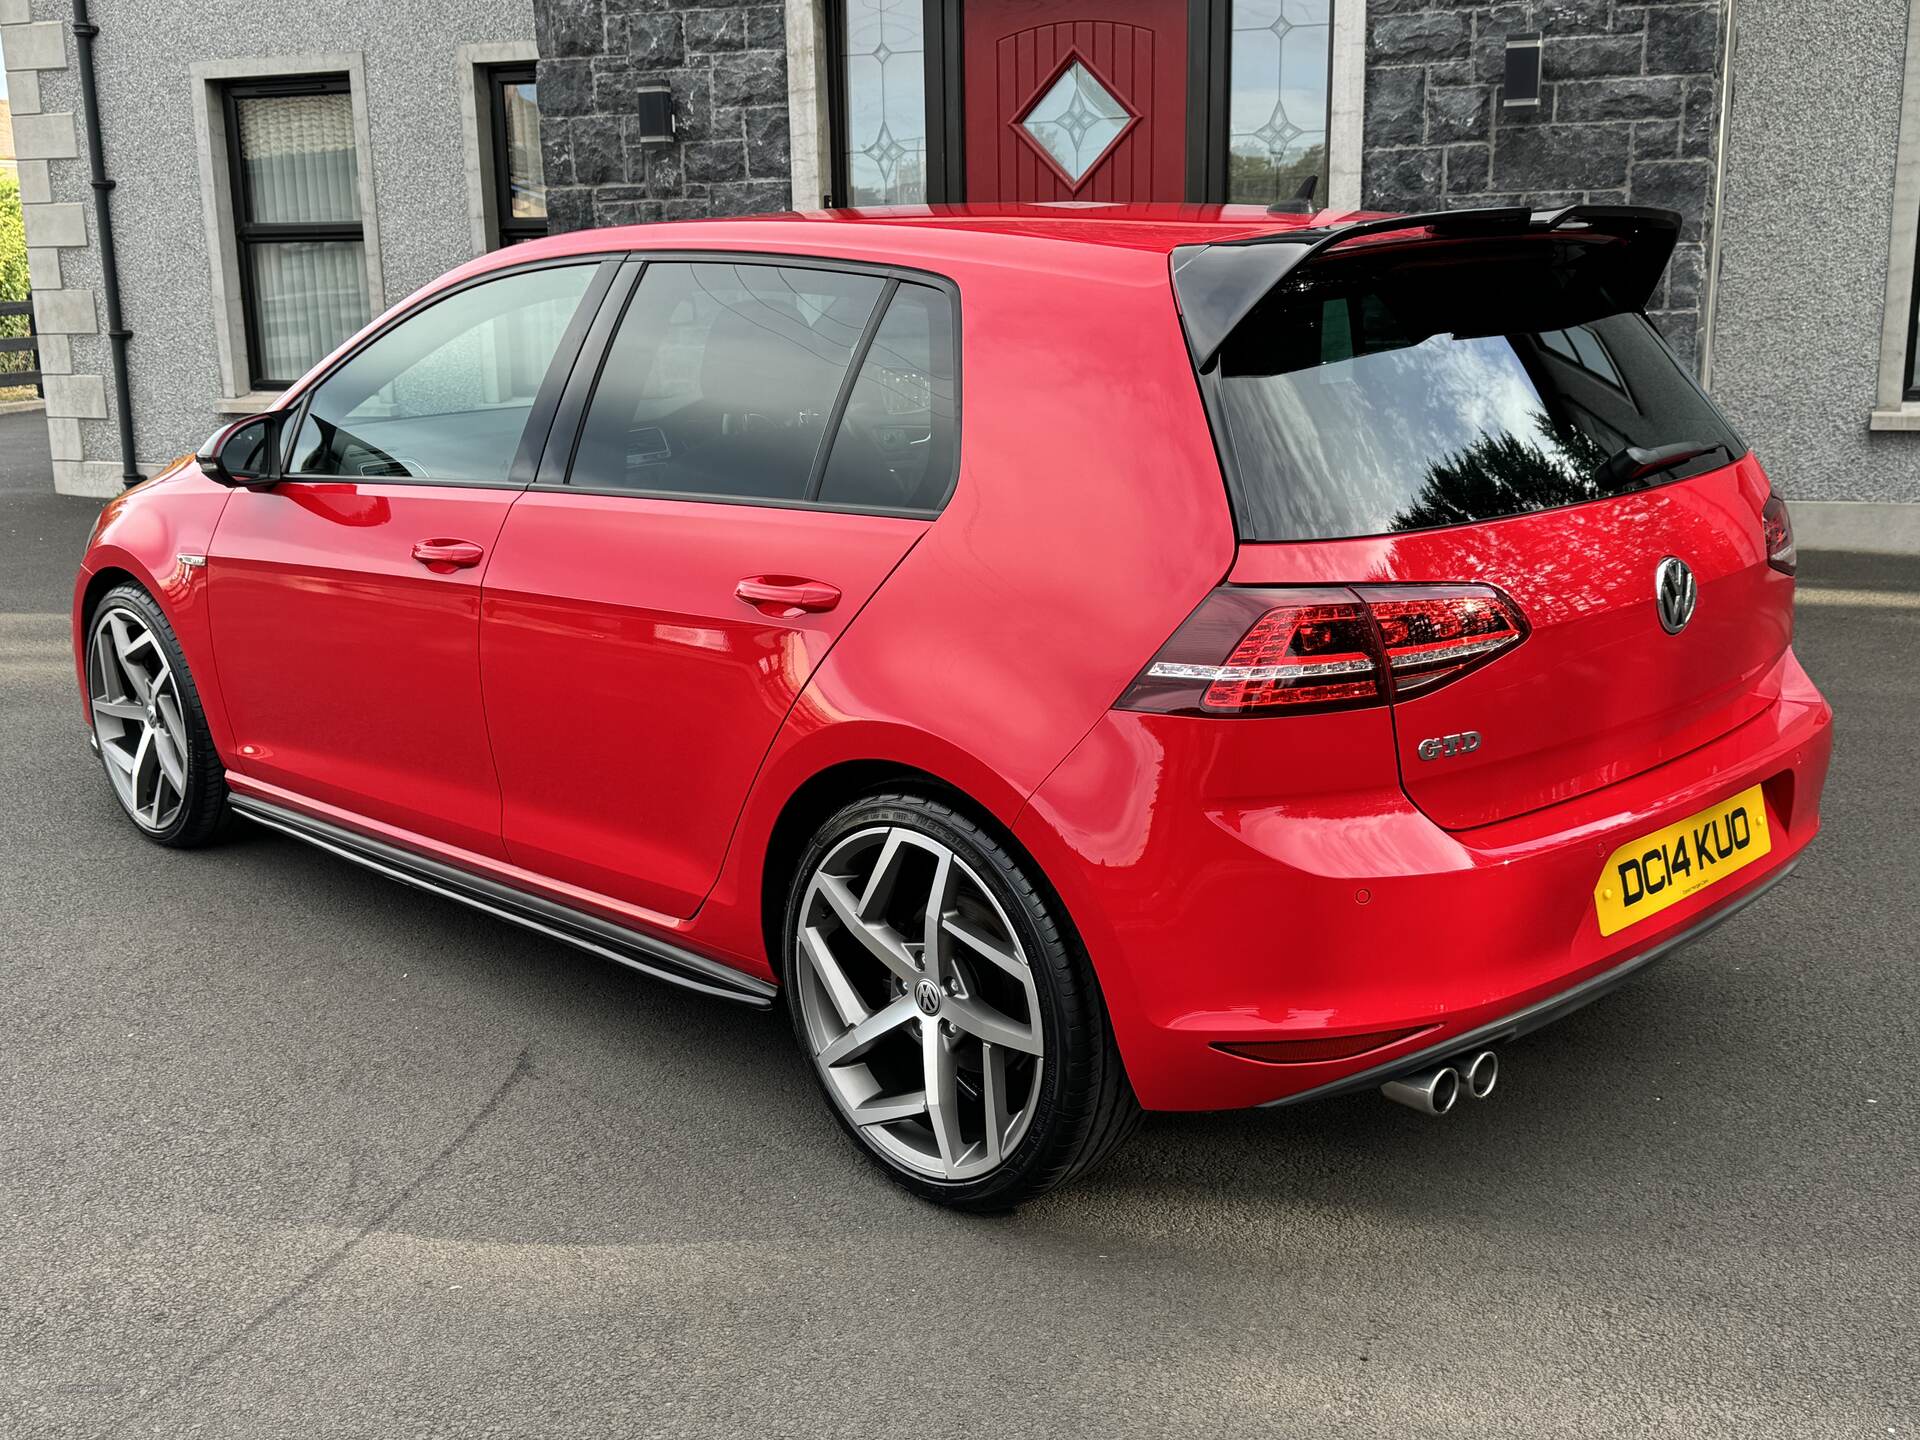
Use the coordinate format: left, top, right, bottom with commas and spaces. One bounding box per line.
635, 85, 675, 144
1504, 33, 1543, 110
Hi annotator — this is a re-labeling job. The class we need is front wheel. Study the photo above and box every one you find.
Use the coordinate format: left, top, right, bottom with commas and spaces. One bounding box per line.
784, 792, 1137, 1210
84, 583, 228, 847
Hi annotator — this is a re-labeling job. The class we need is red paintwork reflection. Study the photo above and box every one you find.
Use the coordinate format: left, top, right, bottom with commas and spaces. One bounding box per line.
1018, 650, 1832, 1109
206, 482, 515, 858
479, 491, 927, 918
1231, 458, 1793, 828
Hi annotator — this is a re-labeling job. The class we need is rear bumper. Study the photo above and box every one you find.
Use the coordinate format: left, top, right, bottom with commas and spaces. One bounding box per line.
1014, 647, 1833, 1112
1260, 856, 1796, 1107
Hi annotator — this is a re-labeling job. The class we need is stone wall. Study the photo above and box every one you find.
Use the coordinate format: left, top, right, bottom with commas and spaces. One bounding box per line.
1362, 0, 1724, 370
535, 0, 793, 233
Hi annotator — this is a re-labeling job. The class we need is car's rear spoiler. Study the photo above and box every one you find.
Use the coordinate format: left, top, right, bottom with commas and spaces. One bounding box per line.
1170, 204, 1682, 370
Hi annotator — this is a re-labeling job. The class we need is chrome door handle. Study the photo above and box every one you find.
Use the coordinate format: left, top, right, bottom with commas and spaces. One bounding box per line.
735, 576, 842, 615
412, 539, 485, 571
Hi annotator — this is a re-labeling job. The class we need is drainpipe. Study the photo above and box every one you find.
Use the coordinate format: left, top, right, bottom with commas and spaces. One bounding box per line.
1697, 0, 1737, 391
69, 0, 142, 487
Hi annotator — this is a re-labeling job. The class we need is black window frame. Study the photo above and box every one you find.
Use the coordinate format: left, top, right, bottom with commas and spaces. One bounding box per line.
486, 63, 547, 248
274, 254, 622, 491
223, 72, 367, 392
535, 251, 964, 520
1906, 217, 1920, 402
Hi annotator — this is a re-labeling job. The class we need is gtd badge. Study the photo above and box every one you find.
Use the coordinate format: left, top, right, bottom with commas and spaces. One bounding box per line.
1416, 731, 1481, 761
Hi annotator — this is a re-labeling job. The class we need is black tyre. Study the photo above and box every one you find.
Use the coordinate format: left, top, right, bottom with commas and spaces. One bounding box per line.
783, 791, 1138, 1210
84, 582, 229, 848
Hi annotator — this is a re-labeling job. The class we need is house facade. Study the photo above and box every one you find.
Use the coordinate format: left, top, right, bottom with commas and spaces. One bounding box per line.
3, 0, 1917, 546
529, 0, 1920, 544
0, 0, 548, 493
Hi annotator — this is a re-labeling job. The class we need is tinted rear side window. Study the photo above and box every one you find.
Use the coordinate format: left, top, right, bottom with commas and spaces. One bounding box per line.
1211, 248, 1747, 541
817, 283, 958, 512
570, 261, 885, 502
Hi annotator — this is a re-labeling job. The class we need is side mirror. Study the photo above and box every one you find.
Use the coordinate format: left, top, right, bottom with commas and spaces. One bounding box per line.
197, 413, 282, 487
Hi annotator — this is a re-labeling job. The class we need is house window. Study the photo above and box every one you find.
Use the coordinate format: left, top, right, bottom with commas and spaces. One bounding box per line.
1226, 0, 1333, 206
835, 0, 930, 205
224, 75, 372, 390
488, 65, 547, 246
1907, 227, 1919, 400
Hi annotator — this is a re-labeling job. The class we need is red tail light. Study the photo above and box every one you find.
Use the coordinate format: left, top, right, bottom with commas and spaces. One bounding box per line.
1362, 586, 1527, 700
1119, 584, 1527, 717
1762, 493, 1796, 576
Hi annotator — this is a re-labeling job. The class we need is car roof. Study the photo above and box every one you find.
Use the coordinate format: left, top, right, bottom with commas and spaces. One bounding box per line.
442, 203, 1375, 290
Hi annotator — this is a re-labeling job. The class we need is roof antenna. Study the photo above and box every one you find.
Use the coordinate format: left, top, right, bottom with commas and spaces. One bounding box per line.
1267, 174, 1318, 216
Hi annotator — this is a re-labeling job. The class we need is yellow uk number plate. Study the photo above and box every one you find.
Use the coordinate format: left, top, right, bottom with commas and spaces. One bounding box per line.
1593, 784, 1772, 937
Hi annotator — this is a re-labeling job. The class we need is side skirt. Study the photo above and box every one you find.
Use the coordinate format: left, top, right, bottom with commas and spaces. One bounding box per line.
228, 794, 777, 1010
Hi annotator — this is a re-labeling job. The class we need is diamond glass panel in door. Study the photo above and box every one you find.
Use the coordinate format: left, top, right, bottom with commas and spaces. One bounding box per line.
1017, 61, 1134, 187
1227, 0, 1332, 207
841, 0, 928, 204
234, 89, 372, 383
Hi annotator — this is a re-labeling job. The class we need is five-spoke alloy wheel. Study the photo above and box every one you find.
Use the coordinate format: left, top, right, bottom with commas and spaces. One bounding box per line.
786, 793, 1138, 1209
88, 604, 193, 832
795, 823, 1046, 1181
84, 585, 227, 847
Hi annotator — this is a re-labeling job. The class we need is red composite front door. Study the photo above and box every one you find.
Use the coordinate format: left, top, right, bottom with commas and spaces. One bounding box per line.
963, 0, 1189, 202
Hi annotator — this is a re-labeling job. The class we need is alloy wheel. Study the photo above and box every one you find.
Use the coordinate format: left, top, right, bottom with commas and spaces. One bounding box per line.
794, 825, 1046, 1182
87, 606, 191, 833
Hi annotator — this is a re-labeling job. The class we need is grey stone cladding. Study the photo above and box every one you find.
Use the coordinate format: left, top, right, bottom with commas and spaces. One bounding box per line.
534, 0, 794, 232
1362, 0, 1724, 370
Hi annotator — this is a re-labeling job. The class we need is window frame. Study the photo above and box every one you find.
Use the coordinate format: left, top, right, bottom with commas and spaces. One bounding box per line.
1867, 0, 1920, 423
274, 254, 622, 491
535, 250, 964, 520
486, 63, 547, 248
222, 73, 368, 392
1906, 228, 1920, 404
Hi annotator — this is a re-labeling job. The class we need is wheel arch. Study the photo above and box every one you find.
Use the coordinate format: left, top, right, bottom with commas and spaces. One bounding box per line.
754, 755, 1084, 988
73, 563, 152, 724
80, 563, 147, 625
74, 543, 237, 759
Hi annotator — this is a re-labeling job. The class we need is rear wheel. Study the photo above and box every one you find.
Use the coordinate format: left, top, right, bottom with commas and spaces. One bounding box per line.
784, 792, 1137, 1210
85, 584, 228, 847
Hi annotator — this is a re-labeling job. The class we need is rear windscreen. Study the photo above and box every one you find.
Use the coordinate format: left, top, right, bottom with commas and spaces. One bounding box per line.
1210, 245, 1747, 541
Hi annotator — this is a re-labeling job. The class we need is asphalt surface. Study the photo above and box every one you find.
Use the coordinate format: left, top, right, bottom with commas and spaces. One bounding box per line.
1, 421, 1913, 1437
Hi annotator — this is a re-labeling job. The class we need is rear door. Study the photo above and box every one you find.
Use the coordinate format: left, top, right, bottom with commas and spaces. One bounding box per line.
1204, 227, 1792, 829
480, 258, 959, 917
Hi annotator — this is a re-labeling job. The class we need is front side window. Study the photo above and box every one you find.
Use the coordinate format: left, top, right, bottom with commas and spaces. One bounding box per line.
570, 262, 887, 502
226, 76, 373, 389
489, 65, 547, 247
288, 264, 594, 482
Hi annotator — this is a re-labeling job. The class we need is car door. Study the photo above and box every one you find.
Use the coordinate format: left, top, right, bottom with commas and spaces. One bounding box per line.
208, 260, 612, 857
480, 257, 959, 918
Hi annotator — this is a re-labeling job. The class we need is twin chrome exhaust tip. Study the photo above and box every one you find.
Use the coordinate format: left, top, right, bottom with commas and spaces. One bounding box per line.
1380, 1049, 1499, 1115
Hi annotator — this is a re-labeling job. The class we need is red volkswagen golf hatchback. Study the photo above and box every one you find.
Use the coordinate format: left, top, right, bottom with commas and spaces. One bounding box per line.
73, 203, 1831, 1208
